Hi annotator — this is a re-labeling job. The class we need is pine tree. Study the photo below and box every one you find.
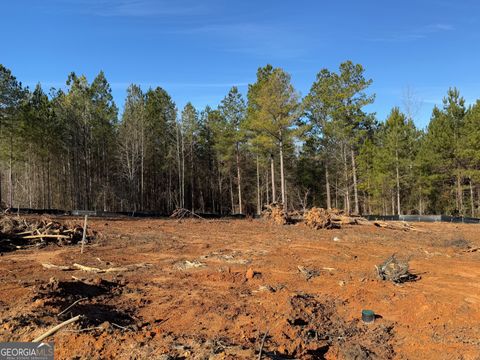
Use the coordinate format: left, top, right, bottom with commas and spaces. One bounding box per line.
247, 66, 300, 209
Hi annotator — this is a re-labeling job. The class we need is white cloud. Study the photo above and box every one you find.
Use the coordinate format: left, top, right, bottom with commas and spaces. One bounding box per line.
367, 23, 454, 42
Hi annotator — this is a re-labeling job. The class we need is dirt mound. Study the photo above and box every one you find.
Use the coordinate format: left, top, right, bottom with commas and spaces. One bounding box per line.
271, 294, 396, 359
0, 215, 94, 252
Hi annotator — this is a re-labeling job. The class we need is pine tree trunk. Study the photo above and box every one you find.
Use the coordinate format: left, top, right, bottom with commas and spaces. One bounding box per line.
190, 143, 194, 213
270, 154, 276, 203
456, 171, 463, 214
343, 145, 350, 213
256, 154, 261, 215
325, 163, 331, 209
47, 158, 51, 209
236, 144, 242, 214
396, 150, 401, 215
218, 165, 223, 215
141, 134, 144, 210
391, 192, 395, 216
279, 138, 286, 208
470, 179, 475, 217
181, 128, 185, 209
351, 149, 359, 214
176, 124, 182, 208
265, 169, 270, 205
335, 178, 338, 209
9, 136, 13, 208
229, 172, 234, 213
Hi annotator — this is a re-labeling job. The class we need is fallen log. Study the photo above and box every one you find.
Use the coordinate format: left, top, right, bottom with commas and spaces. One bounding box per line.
373, 221, 413, 231
32, 315, 83, 342
42, 263, 74, 271
23, 234, 70, 239
72, 263, 150, 273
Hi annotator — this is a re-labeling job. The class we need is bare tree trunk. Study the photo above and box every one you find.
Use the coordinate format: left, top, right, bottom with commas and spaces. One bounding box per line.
229, 172, 234, 213
140, 130, 144, 210
265, 169, 270, 205
47, 158, 51, 209
335, 178, 338, 209
190, 143, 194, 213
236, 144, 243, 214
456, 171, 463, 214
176, 123, 182, 208
343, 145, 350, 213
284, 179, 288, 211
279, 138, 286, 208
350, 149, 359, 214
391, 192, 395, 216
256, 154, 261, 215
470, 179, 475, 217
395, 150, 401, 215
181, 128, 185, 209
9, 136, 13, 208
325, 163, 331, 209
270, 154, 276, 203
218, 164, 223, 215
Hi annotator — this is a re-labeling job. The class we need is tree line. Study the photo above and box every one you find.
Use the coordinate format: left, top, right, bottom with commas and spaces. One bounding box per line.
1, 62, 480, 216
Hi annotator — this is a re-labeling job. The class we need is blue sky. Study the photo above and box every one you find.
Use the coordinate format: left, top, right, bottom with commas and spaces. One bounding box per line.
2, 0, 479, 128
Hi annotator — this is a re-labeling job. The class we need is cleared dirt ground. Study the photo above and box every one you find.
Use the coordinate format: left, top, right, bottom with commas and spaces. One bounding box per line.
1, 217, 480, 359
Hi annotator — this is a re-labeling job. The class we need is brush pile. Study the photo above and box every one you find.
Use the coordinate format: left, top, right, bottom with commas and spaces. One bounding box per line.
304, 207, 369, 229
261, 203, 289, 225
0, 215, 94, 252
170, 208, 204, 220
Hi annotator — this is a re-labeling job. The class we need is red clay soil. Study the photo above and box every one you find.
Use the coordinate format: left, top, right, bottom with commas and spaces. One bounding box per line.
1, 218, 480, 359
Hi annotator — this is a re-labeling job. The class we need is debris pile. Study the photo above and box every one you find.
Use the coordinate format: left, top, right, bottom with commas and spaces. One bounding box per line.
376, 255, 418, 283
373, 221, 414, 231
0, 215, 94, 252
170, 208, 204, 220
297, 265, 320, 280
174, 260, 206, 270
261, 203, 289, 225
304, 207, 368, 229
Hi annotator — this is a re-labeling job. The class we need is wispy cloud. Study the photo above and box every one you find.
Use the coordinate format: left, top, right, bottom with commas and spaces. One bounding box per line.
169, 22, 309, 59
367, 23, 454, 42
60, 0, 204, 17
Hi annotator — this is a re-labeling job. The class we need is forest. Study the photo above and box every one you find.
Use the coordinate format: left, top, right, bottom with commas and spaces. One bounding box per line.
1, 62, 479, 216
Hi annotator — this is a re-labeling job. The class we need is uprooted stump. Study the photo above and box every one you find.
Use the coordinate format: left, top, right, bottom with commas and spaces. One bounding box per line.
304, 207, 369, 230
261, 203, 290, 225
376, 255, 418, 283
0, 215, 95, 252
